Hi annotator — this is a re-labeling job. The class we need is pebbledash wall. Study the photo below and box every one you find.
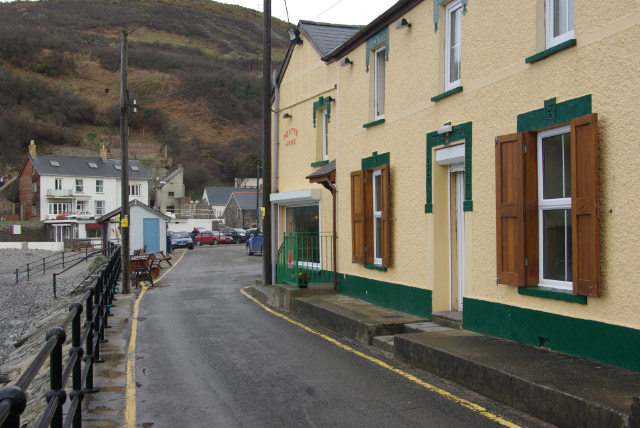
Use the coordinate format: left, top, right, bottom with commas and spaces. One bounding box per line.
309, 1, 638, 371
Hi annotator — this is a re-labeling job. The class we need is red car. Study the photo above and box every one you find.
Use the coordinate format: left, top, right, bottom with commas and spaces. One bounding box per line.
195, 230, 233, 245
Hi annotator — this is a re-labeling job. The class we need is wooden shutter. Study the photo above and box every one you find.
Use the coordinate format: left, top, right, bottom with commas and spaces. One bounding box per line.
380, 163, 391, 268
571, 113, 600, 297
351, 170, 365, 263
495, 133, 526, 286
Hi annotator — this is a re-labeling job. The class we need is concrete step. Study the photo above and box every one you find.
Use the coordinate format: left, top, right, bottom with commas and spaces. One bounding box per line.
403, 321, 453, 334
247, 283, 336, 311
372, 335, 395, 353
290, 294, 426, 344
431, 311, 463, 329
394, 329, 640, 428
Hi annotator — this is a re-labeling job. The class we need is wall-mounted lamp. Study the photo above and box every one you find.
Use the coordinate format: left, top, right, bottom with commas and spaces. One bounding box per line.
437, 124, 452, 135
396, 18, 411, 29
340, 57, 353, 66
287, 27, 302, 45
282, 113, 292, 119
325, 96, 335, 103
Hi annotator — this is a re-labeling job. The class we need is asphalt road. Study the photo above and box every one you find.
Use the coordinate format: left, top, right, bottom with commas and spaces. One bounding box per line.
133, 245, 553, 428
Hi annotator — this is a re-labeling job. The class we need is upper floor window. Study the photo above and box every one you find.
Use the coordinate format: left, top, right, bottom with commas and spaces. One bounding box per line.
75, 179, 83, 193
94, 200, 105, 216
55, 178, 63, 190
374, 46, 385, 120
130, 184, 141, 196
168, 191, 175, 197
445, 0, 462, 91
96, 180, 104, 193
32, 181, 38, 192
546, 0, 574, 48
322, 109, 329, 161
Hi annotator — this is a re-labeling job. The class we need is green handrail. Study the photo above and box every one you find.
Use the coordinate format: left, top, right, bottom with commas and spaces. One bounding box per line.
276, 232, 333, 288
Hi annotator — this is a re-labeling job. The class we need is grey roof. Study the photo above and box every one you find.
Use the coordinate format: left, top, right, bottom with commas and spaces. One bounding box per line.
232, 191, 263, 210
204, 186, 257, 205
306, 159, 336, 180
29, 155, 151, 180
97, 199, 170, 223
157, 167, 183, 188
299, 21, 362, 56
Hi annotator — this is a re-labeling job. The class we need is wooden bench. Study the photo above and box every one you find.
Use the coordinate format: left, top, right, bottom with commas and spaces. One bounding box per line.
149, 251, 172, 267
130, 256, 153, 288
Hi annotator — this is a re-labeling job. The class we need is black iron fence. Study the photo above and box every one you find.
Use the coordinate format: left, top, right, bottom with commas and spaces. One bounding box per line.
0, 246, 121, 428
5, 247, 102, 285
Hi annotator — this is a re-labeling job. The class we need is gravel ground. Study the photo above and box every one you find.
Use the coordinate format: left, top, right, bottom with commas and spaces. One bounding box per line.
0, 249, 101, 369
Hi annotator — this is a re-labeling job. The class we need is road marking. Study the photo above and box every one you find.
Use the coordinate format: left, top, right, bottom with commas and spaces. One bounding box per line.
124, 250, 187, 428
240, 287, 523, 428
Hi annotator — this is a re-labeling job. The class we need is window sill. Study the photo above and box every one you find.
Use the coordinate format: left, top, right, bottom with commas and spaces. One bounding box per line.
518, 285, 586, 304
364, 264, 387, 272
363, 118, 385, 128
430, 86, 463, 102
310, 160, 329, 167
525, 39, 576, 64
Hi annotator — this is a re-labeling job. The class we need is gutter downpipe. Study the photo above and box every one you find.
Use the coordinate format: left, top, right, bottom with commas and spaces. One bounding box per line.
324, 176, 338, 290
271, 70, 279, 285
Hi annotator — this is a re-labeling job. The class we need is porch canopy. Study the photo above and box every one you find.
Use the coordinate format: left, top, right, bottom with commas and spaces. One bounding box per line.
305, 159, 336, 191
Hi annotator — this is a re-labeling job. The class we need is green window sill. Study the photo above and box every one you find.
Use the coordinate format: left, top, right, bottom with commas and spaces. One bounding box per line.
518, 285, 587, 304
364, 264, 387, 272
525, 39, 576, 64
363, 118, 385, 128
430, 86, 463, 102
310, 160, 329, 167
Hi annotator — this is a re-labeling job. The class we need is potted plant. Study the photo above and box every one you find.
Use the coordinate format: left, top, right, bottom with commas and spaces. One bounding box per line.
298, 270, 309, 289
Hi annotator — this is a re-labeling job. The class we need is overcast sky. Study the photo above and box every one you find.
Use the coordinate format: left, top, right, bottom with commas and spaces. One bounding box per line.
0, 0, 400, 26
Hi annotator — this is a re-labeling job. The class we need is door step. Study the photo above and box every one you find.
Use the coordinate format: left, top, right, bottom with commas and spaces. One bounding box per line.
431, 311, 463, 329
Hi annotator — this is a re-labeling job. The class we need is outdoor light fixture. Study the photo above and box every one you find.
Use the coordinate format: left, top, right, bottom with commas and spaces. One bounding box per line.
282, 113, 292, 119
288, 27, 302, 45
325, 96, 335, 103
340, 57, 353, 66
396, 18, 411, 29
437, 124, 452, 134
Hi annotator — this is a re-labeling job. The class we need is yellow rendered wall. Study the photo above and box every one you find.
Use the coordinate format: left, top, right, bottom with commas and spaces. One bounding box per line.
323, 0, 640, 328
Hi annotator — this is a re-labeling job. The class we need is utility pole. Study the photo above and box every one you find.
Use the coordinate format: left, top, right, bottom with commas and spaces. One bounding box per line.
262, 0, 272, 285
120, 30, 130, 294
256, 164, 261, 228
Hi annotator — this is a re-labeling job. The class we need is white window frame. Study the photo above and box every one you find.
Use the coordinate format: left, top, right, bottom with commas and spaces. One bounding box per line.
94, 200, 105, 216
75, 179, 84, 193
372, 168, 383, 265
445, 0, 462, 91
76, 200, 86, 212
537, 125, 572, 290
284, 203, 322, 270
96, 180, 104, 193
545, 0, 574, 48
55, 178, 63, 190
49, 203, 70, 215
374, 46, 385, 120
129, 184, 141, 196
322, 108, 329, 161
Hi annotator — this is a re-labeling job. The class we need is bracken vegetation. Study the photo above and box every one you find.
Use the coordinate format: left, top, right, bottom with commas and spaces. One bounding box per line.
0, 0, 289, 197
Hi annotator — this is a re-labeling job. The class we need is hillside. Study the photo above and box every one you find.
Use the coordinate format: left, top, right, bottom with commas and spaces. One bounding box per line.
0, 0, 289, 197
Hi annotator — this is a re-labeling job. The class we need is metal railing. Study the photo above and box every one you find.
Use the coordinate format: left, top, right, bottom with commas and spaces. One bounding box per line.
169, 208, 221, 219
0, 246, 121, 428
5, 247, 102, 285
276, 232, 334, 287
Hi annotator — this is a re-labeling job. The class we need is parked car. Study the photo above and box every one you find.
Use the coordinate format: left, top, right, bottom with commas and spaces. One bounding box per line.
195, 230, 215, 246
68, 210, 95, 220
55, 211, 71, 220
220, 227, 247, 243
246, 230, 262, 255
170, 231, 194, 250
212, 231, 234, 244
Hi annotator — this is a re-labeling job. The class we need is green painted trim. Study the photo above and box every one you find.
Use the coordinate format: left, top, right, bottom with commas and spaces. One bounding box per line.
363, 118, 385, 128
425, 122, 473, 214
364, 264, 387, 272
517, 94, 591, 132
525, 38, 577, 64
365, 26, 389, 72
310, 160, 329, 167
312, 96, 332, 128
338, 272, 432, 318
518, 286, 587, 304
430, 86, 463, 102
361, 151, 390, 170
463, 298, 640, 372
433, 0, 468, 32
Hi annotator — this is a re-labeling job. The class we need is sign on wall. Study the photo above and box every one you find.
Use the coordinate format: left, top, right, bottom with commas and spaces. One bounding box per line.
12, 225, 21, 235
284, 128, 299, 147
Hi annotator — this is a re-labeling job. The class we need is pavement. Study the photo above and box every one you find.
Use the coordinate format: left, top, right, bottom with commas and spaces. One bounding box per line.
248, 284, 640, 428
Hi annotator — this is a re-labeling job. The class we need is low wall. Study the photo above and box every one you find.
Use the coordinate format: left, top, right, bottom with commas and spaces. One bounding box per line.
0, 221, 50, 242
0, 242, 64, 251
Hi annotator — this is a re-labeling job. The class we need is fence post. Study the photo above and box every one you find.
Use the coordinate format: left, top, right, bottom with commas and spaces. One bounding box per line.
27, 263, 29, 281
52, 274, 57, 299
0, 385, 27, 428
83, 286, 98, 393
45, 327, 67, 428
69, 302, 84, 428
62, 252, 65, 268
15, 268, 18, 285
43, 257, 46, 275
85, 246, 88, 262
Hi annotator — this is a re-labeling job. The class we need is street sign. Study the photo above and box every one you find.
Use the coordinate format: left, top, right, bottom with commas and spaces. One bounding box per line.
121, 218, 129, 228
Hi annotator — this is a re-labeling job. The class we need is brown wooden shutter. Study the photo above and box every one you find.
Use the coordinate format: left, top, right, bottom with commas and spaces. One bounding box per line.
571, 113, 600, 297
380, 163, 391, 268
351, 170, 365, 263
495, 133, 526, 286
364, 170, 374, 265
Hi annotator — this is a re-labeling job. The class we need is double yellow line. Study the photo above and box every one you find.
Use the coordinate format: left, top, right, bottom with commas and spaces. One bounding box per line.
124, 250, 187, 428
240, 287, 523, 428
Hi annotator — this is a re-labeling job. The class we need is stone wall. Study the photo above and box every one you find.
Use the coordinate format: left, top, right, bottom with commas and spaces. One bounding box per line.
0, 221, 50, 242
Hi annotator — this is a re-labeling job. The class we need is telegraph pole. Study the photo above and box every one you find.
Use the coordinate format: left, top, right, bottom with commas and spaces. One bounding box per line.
120, 30, 131, 294
261, 0, 272, 285
256, 164, 261, 228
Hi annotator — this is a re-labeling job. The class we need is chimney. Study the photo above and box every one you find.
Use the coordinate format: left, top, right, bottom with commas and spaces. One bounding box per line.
100, 144, 108, 161
28, 140, 36, 157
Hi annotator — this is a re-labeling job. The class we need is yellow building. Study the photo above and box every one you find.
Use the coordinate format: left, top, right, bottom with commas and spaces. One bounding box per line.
271, 0, 640, 371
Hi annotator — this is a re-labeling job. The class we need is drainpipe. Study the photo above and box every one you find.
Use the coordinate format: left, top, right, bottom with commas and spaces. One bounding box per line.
271, 70, 279, 284
324, 176, 338, 290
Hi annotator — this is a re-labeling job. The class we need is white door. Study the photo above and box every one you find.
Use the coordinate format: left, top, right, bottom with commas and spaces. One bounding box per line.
449, 166, 465, 311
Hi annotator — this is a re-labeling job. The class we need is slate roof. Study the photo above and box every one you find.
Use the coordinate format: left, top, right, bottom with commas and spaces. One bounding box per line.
157, 167, 183, 188
299, 20, 362, 57
306, 159, 336, 180
203, 187, 257, 205
232, 191, 262, 210
29, 155, 151, 180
